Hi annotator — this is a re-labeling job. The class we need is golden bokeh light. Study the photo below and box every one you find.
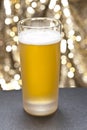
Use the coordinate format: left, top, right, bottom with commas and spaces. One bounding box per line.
49, 0, 56, 10
68, 30, 75, 36
13, 36, 18, 42
61, 0, 69, 7
61, 39, 67, 53
63, 8, 70, 17
68, 52, 74, 59
76, 35, 82, 42
12, 45, 17, 51
40, 5, 46, 10
6, 45, 12, 52
10, 31, 15, 37
13, 16, 19, 22
68, 71, 74, 78
31, 2, 37, 8
40, 0, 47, 3
27, 7, 35, 14
0, 0, 87, 90
70, 67, 75, 73
54, 5, 60, 12
12, 27, 17, 32
54, 14, 60, 19
67, 62, 72, 68
66, 18, 72, 24
5, 18, 12, 25
14, 74, 20, 81
15, 3, 20, 9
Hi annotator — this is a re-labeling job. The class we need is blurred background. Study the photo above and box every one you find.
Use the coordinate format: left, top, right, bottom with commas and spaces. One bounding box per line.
0, 0, 87, 90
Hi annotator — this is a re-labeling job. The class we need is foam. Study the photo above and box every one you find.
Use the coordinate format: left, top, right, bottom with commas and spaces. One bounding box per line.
18, 29, 61, 45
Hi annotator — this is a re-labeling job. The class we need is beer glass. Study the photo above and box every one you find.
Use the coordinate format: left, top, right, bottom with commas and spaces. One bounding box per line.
18, 17, 61, 116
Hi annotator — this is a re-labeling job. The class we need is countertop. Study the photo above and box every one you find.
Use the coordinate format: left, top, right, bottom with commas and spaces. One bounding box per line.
0, 88, 87, 130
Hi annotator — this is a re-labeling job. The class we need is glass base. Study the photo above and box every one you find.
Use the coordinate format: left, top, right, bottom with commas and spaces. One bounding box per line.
23, 100, 58, 116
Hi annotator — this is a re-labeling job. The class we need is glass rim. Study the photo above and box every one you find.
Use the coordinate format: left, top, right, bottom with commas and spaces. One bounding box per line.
18, 17, 61, 29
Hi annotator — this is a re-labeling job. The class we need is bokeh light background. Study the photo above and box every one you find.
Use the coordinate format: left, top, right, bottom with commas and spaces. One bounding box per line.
0, 0, 87, 90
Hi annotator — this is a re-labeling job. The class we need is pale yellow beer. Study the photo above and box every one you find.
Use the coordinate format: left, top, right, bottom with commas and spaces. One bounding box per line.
18, 18, 61, 116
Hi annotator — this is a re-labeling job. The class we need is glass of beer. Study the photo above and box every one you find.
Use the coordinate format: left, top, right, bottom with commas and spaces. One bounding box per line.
18, 17, 61, 116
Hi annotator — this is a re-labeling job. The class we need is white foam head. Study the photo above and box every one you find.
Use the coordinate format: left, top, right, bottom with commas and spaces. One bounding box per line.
18, 29, 61, 45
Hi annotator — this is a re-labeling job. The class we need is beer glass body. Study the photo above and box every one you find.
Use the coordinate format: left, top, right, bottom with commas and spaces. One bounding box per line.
18, 17, 61, 116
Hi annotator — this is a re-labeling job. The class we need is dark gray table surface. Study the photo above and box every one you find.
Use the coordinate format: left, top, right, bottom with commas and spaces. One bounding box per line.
0, 88, 87, 130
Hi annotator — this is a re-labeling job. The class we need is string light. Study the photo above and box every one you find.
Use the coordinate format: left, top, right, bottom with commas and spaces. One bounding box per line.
12, 27, 17, 32
15, 3, 20, 9
66, 18, 72, 24
76, 35, 82, 42
67, 62, 72, 68
61, 0, 68, 7
68, 29, 75, 36
61, 39, 67, 53
68, 71, 74, 78
54, 5, 60, 12
31, 2, 37, 8
27, 7, 35, 14
70, 67, 75, 73
68, 44, 74, 50
12, 45, 17, 51
4, 65, 10, 72
13, 36, 18, 42
28, 0, 33, 2
49, 0, 57, 10
4, 0, 11, 15
10, 31, 15, 37
82, 73, 87, 83
40, 5, 46, 10
14, 74, 20, 81
40, 0, 47, 3
0, 78, 5, 86
54, 14, 60, 19
6, 45, 12, 52
5, 18, 12, 25
68, 52, 74, 59
13, 16, 19, 22
61, 55, 67, 65
63, 8, 70, 17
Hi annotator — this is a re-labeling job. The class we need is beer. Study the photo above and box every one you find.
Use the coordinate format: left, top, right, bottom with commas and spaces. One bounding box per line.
19, 29, 61, 115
